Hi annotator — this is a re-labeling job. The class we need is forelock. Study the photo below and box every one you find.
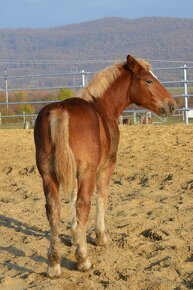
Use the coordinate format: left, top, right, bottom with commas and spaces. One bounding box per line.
136, 58, 152, 71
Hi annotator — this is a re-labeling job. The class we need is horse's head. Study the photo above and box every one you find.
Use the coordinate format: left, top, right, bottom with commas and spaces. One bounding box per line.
127, 55, 176, 116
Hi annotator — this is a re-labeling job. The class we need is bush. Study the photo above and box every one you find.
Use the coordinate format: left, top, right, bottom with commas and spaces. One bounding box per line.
58, 88, 73, 101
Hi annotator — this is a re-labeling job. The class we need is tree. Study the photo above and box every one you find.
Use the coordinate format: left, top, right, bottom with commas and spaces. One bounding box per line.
58, 88, 73, 101
18, 104, 35, 115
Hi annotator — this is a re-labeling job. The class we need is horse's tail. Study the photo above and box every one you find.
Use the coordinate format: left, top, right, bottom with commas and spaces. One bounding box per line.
50, 110, 77, 195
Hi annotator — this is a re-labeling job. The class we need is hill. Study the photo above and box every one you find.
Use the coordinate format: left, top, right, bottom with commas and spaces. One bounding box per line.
0, 17, 193, 63
0, 17, 193, 86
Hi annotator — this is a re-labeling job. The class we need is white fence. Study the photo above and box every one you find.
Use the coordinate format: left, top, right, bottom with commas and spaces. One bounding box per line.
0, 62, 193, 125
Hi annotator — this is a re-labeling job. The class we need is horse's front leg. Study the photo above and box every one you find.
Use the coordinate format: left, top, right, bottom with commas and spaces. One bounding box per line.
74, 171, 95, 271
43, 174, 61, 278
95, 163, 115, 246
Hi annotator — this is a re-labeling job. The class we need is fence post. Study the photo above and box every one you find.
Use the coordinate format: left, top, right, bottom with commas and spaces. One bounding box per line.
133, 112, 137, 124
23, 111, 26, 125
81, 70, 86, 87
183, 64, 189, 125
4, 68, 9, 109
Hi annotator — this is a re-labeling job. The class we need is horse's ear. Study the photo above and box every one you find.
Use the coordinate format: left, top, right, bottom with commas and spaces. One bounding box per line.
127, 55, 140, 74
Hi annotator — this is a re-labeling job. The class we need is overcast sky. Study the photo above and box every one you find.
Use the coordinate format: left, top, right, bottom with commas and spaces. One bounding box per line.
0, 0, 192, 29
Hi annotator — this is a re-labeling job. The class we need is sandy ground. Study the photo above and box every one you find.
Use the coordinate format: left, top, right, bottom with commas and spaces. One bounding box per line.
0, 124, 193, 290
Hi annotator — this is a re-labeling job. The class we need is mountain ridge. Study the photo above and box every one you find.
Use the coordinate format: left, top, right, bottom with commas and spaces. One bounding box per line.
0, 16, 193, 62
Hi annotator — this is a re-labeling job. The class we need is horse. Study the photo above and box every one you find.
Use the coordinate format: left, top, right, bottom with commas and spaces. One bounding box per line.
34, 54, 176, 278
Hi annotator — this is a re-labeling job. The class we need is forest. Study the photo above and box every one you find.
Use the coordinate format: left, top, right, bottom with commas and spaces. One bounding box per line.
0, 17, 193, 70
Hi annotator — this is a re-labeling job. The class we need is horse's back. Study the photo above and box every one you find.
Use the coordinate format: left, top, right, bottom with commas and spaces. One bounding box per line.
34, 98, 99, 143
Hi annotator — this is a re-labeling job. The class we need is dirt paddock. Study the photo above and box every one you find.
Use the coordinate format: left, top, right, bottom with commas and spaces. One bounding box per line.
0, 124, 193, 290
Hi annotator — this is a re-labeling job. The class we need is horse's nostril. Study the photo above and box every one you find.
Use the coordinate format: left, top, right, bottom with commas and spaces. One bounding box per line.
160, 107, 166, 116
169, 103, 176, 114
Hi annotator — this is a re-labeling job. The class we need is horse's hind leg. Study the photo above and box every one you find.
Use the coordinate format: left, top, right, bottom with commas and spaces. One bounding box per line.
71, 179, 78, 245
74, 171, 96, 271
42, 174, 61, 278
95, 164, 115, 246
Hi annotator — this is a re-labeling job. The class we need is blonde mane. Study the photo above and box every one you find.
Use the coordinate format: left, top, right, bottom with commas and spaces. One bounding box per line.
78, 58, 151, 102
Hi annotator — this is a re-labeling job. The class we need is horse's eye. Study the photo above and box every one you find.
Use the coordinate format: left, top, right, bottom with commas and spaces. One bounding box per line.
145, 80, 153, 84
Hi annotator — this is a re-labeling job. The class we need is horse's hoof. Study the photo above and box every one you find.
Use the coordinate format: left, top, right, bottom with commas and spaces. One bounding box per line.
77, 258, 91, 272
47, 264, 62, 278
95, 235, 108, 246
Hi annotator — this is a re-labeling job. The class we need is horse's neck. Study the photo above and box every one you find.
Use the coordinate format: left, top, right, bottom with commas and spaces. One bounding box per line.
93, 72, 131, 120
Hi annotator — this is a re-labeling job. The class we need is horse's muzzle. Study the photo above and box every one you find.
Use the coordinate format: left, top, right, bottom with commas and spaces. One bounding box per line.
160, 101, 176, 117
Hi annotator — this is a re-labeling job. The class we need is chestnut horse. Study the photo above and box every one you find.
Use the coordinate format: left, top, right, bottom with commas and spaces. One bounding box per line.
34, 55, 176, 277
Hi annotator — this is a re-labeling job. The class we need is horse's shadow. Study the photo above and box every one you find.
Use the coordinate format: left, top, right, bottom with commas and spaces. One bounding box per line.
0, 214, 49, 239
1, 215, 73, 245
0, 245, 46, 275
0, 215, 76, 272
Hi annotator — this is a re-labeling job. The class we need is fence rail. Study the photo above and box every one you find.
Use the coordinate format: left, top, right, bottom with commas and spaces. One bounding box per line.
0, 63, 193, 126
